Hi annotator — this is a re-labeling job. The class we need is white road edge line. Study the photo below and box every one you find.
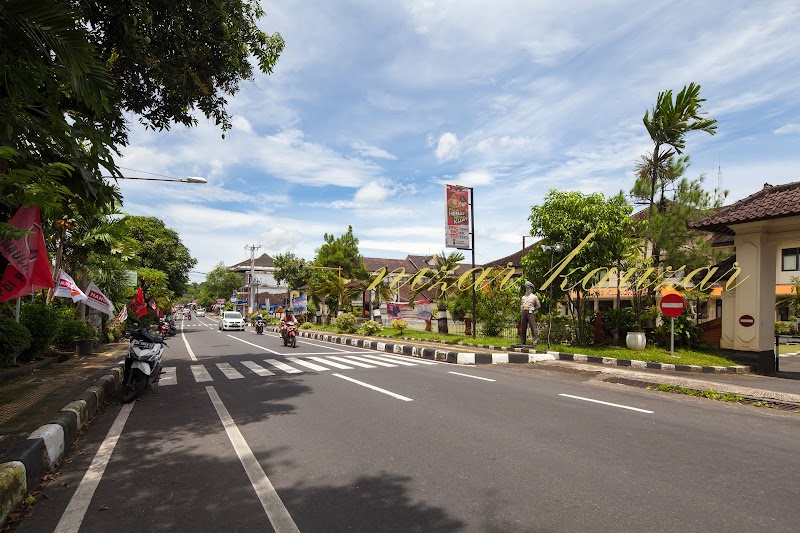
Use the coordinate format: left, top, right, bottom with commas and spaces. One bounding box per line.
206, 386, 300, 533
228, 334, 283, 354
54, 402, 135, 533
448, 371, 496, 382
331, 373, 413, 401
559, 393, 654, 414
181, 322, 198, 361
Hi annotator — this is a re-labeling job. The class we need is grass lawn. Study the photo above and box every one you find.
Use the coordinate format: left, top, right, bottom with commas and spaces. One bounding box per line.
301, 324, 742, 367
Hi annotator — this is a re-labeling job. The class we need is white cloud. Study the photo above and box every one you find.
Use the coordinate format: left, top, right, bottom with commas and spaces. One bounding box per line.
451, 170, 495, 187
231, 115, 255, 134
352, 142, 398, 160
774, 123, 800, 135
434, 132, 461, 162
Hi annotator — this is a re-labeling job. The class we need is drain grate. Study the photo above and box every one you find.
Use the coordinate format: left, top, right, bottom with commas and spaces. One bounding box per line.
603, 376, 800, 413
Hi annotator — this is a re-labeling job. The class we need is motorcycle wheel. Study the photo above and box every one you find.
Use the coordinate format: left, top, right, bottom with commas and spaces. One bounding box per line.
121, 370, 147, 403
290, 335, 296, 348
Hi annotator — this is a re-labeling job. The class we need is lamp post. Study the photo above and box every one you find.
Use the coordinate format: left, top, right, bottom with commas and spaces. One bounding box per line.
541, 242, 564, 349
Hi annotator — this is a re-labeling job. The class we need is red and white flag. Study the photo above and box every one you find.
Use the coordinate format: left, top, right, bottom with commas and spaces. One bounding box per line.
148, 297, 157, 310
0, 206, 53, 302
117, 305, 128, 323
54, 269, 87, 302
84, 281, 115, 317
132, 286, 148, 318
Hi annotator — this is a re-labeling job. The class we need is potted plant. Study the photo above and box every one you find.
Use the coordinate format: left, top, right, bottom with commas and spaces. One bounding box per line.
74, 321, 98, 356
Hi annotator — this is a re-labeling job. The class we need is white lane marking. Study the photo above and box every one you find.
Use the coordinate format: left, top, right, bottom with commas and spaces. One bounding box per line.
289, 337, 350, 352
287, 350, 381, 356
264, 359, 303, 374
160, 367, 177, 385
332, 374, 413, 402
191, 365, 213, 382
228, 335, 283, 355
344, 355, 397, 367
206, 386, 300, 533
559, 393, 654, 414
217, 363, 245, 379
306, 356, 353, 369
327, 356, 376, 368
448, 371, 496, 382
242, 361, 275, 376
181, 323, 198, 361
54, 403, 134, 533
357, 354, 417, 366
287, 358, 330, 371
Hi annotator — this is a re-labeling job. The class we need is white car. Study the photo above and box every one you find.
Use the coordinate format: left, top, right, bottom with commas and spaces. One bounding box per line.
219, 311, 245, 331
195, 309, 206, 317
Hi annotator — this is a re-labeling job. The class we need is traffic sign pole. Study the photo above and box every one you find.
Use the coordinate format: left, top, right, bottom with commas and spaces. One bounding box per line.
671, 317, 674, 357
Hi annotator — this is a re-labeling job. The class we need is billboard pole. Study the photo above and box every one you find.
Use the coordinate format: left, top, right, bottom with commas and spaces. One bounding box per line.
470, 187, 476, 339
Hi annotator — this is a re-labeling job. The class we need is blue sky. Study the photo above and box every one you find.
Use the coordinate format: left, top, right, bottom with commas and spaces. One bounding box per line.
111, 0, 800, 283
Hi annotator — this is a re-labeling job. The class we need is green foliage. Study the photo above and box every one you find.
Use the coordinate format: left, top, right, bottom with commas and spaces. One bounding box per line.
334, 312, 358, 334
360, 320, 382, 336
602, 307, 636, 343
273, 252, 310, 291
654, 313, 704, 349
299, 321, 313, 330
315, 225, 368, 280
652, 384, 742, 403
476, 278, 516, 337
775, 321, 798, 335
391, 319, 408, 335
0, 315, 33, 366
448, 290, 473, 321
19, 300, 61, 362
118, 216, 197, 295
202, 262, 243, 305
52, 306, 96, 349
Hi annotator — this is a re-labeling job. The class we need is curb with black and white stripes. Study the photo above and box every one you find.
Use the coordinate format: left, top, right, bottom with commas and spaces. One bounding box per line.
288, 329, 752, 374
0, 364, 124, 527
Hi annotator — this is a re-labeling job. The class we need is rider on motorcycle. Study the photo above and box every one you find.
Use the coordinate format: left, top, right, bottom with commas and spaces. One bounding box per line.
280, 311, 298, 340
255, 314, 264, 333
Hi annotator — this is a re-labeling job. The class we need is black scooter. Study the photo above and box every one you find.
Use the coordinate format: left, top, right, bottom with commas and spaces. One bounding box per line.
255, 319, 265, 335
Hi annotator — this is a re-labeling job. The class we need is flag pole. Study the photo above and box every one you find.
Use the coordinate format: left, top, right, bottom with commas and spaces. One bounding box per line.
15, 297, 21, 322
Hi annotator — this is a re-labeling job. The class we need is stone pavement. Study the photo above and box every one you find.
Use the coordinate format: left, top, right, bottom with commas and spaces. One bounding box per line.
2, 332, 800, 527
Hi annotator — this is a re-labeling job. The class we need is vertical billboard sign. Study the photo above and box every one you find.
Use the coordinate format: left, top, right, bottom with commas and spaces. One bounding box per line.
445, 184, 470, 249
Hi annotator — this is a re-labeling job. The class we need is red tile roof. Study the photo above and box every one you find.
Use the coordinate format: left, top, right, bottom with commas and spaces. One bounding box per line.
230, 253, 275, 269
690, 181, 800, 234
482, 242, 540, 268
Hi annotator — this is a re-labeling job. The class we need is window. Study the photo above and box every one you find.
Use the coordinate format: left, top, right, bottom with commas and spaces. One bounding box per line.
778, 305, 790, 322
782, 248, 800, 271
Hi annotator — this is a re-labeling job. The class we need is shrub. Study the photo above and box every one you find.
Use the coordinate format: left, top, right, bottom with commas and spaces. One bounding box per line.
775, 321, 797, 335
335, 312, 358, 333
299, 321, 313, 330
360, 320, 382, 336
391, 318, 408, 335
53, 314, 97, 350
0, 315, 32, 366
19, 300, 61, 362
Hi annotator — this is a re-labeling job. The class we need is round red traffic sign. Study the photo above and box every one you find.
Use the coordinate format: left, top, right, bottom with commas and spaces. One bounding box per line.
739, 315, 755, 327
659, 294, 685, 318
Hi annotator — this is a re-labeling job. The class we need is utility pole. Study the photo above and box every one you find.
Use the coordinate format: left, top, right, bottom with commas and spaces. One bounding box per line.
245, 244, 261, 316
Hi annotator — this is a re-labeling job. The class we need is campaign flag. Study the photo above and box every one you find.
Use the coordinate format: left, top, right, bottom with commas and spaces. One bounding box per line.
132, 286, 148, 318
84, 281, 115, 317
117, 305, 128, 323
54, 269, 87, 302
0, 206, 54, 302
148, 297, 157, 310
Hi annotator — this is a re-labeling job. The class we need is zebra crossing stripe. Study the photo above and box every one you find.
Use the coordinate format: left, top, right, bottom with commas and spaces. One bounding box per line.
306, 356, 352, 369
241, 361, 275, 376
377, 353, 438, 365
264, 359, 303, 374
287, 358, 330, 371
327, 355, 376, 368
357, 354, 417, 366
344, 355, 397, 367
217, 363, 245, 379
159, 367, 177, 385
191, 365, 213, 382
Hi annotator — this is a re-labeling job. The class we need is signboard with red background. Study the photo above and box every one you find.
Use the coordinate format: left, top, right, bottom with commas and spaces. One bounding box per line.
445, 184, 470, 249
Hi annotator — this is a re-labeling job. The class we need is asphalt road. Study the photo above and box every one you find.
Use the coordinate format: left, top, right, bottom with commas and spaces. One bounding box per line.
10, 316, 800, 532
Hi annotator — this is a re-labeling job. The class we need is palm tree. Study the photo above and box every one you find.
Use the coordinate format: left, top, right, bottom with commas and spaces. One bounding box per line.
642, 83, 717, 257
409, 251, 465, 334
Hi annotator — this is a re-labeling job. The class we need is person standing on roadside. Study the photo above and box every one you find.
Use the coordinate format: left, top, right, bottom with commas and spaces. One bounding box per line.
520, 281, 541, 345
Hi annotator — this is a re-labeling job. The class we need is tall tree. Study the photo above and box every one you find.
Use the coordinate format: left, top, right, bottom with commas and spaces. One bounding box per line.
642, 83, 717, 256
525, 190, 634, 343
201, 263, 243, 307
118, 216, 197, 295
273, 252, 310, 293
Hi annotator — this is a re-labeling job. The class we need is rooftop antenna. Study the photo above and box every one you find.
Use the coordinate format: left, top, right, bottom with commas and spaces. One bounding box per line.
715, 154, 723, 205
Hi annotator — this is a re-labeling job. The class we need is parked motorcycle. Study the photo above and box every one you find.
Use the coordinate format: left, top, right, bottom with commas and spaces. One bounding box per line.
121, 325, 167, 403
281, 321, 298, 348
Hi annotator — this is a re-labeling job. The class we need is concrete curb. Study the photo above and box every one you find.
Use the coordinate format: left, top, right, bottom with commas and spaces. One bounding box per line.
287, 328, 752, 374
0, 364, 123, 527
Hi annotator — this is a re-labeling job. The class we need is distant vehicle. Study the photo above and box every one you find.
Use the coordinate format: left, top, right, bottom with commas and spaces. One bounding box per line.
195, 309, 206, 317
219, 311, 245, 331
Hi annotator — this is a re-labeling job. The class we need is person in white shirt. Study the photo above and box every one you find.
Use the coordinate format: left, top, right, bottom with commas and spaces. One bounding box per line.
520, 281, 541, 345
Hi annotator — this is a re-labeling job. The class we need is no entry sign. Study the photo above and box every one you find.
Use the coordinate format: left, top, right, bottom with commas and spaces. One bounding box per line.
739, 315, 755, 327
659, 294, 685, 318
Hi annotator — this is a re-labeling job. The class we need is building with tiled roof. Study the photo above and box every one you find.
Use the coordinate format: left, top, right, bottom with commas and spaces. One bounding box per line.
228, 253, 287, 313
690, 181, 800, 233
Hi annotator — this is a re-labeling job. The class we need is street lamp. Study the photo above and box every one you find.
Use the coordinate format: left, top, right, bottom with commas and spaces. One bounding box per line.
104, 175, 207, 184
541, 242, 564, 349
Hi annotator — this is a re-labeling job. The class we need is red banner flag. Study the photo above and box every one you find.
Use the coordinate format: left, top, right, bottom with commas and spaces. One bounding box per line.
0, 206, 53, 302
132, 286, 148, 318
